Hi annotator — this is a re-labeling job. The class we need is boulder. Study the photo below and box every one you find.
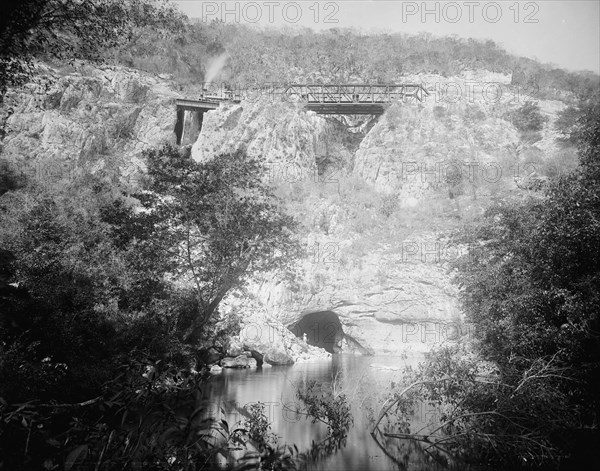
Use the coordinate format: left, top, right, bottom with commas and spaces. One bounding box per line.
206, 347, 222, 363
198, 347, 222, 366
220, 355, 258, 369
226, 338, 245, 357
238, 320, 296, 365
264, 348, 294, 365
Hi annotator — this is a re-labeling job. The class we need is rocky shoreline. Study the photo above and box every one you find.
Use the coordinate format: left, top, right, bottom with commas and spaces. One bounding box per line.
198, 319, 333, 373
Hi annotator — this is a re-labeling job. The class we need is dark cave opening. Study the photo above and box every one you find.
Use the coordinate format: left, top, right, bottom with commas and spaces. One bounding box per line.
289, 311, 344, 354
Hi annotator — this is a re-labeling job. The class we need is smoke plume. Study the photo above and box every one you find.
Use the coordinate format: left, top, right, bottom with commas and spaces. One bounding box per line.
204, 53, 229, 83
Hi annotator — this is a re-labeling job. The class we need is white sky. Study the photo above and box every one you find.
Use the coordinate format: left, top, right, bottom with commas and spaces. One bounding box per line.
173, 1, 600, 73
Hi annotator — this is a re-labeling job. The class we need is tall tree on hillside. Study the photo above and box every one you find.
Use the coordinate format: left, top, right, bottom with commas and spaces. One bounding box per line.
112, 145, 300, 342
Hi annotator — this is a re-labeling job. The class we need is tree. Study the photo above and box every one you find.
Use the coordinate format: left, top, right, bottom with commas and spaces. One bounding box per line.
0, 188, 114, 400
0, 159, 26, 195
0, 163, 238, 403
554, 94, 600, 148
0, 0, 184, 97
0, 148, 301, 468
507, 101, 548, 143
445, 96, 600, 467
121, 144, 300, 342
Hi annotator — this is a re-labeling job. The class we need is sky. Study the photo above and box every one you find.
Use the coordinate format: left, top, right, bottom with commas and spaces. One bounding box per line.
173, 1, 600, 73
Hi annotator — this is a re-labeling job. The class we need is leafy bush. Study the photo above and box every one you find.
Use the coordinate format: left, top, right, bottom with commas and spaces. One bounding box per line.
463, 104, 486, 125
243, 403, 279, 451
0, 159, 27, 196
433, 105, 447, 120
296, 380, 353, 441
373, 345, 580, 469
1, 360, 300, 470
507, 101, 548, 134
238, 402, 298, 470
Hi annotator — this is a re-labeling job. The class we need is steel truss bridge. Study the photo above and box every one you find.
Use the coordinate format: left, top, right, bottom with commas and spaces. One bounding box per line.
174, 83, 429, 144
283, 83, 429, 114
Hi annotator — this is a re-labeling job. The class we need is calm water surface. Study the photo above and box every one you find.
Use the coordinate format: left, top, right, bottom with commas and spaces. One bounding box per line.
203, 354, 454, 471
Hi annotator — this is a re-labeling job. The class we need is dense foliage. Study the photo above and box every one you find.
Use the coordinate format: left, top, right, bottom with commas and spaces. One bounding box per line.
507, 101, 548, 134
0, 144, 298, 468
110, 144, 300, 342
118, 21, 599, 100
295, 379, 353, 465
374, 97, 600, 469
0, 0, 184, 97
454, 96, 599, 394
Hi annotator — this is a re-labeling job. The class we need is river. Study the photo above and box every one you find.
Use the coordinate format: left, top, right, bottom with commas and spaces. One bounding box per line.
202, 353, 458, 471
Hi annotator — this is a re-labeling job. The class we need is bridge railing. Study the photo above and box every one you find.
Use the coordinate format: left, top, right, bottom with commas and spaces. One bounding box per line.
283, 84, 429, 103
194, 83, 429, 103
176, 83, 430, 116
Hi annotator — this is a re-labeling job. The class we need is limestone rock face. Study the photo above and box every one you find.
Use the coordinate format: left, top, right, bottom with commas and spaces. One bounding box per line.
201, 78, 566, 356
191, 99, 358, 178
353, 102, 520, 196
237, 239, 465, 356
1, 62, 180, 188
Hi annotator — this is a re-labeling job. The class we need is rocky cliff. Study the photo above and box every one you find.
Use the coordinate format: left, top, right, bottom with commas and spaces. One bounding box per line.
2, 65, 574, 357
1, 61, 181, 189
194, 73, 574, 356
191, 97, 361, 176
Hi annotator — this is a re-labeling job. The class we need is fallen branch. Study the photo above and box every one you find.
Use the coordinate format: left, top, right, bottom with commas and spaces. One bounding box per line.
10, 397, 103, 410
371, 378, 452, 433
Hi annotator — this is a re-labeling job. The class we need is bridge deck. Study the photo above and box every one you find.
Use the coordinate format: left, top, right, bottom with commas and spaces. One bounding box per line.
175, 98, 220, 111
285, 83, 428, 103
176, 83, 428, 115
306, 103, 387, 115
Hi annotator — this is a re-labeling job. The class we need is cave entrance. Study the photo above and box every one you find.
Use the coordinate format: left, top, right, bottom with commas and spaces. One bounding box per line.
289, 311, 344, 354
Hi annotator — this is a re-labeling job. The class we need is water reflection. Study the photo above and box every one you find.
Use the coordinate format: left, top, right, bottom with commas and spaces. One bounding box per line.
203, 354, 455, 471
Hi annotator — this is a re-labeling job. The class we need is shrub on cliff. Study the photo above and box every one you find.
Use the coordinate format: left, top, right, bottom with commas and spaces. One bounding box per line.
507, 101, 548, 134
